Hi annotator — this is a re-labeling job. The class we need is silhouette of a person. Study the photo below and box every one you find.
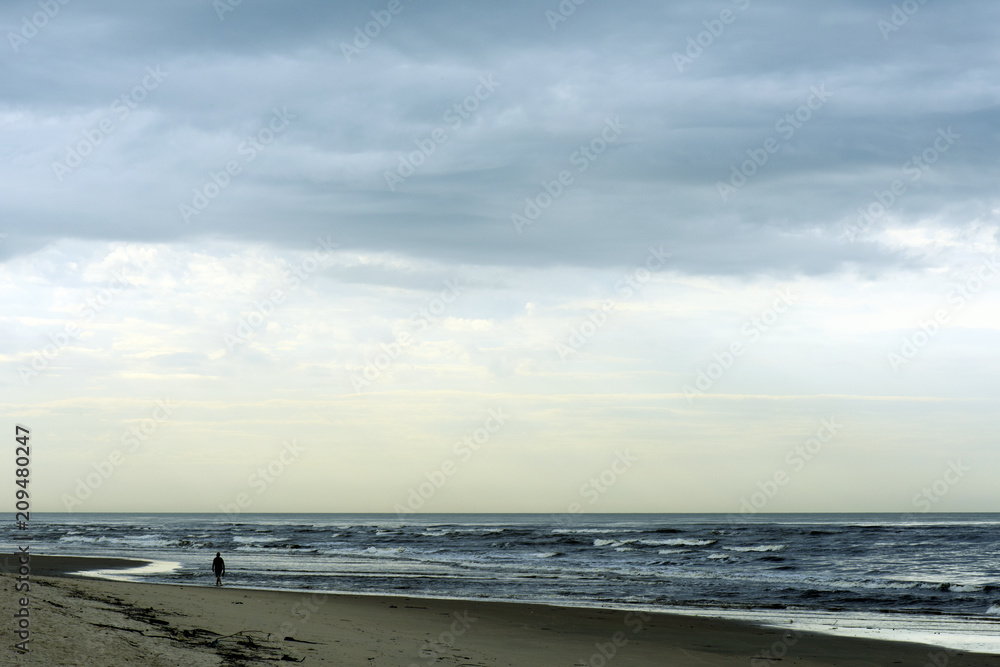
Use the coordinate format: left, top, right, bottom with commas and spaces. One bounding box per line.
212, 552, 225, 586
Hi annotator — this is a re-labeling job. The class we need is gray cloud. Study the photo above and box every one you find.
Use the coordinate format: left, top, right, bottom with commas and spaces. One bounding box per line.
3, 0, 999, 274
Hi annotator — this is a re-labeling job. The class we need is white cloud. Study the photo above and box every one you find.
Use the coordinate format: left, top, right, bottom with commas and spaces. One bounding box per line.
3, 0, 1000, 511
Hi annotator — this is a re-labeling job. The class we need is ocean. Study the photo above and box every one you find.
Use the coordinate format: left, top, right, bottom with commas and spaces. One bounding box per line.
8, 512, 1000, 653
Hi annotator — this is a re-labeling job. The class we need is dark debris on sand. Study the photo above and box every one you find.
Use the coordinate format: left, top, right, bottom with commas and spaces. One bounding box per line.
60, 581, 307, 665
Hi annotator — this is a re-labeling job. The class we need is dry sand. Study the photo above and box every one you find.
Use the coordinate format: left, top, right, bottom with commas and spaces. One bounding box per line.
4, 554, 1000, 666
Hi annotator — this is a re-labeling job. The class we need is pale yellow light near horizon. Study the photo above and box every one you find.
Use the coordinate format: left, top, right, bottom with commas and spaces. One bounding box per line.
1, 233, 997, 514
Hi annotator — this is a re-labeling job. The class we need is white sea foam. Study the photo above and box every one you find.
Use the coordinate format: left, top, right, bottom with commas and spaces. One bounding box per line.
59, 534, 176, 548
723, 544, 785, 553
74, 560, 181, 581
644, 606, 1000, 655
554, 528, 643, 534
593, 538, 637, 548
660, 538, 716, 547
365, 546, 405, 555
947, 584, 981, 593
233, 535, 281, 544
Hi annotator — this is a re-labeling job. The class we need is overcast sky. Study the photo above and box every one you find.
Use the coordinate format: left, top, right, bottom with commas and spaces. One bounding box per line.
2, 0, 998, 513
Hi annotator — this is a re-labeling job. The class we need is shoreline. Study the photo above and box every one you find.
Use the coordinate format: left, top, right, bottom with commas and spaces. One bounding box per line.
23, 553, 1000, 654
7, 553, 153, 576
6, 554, 1000, 665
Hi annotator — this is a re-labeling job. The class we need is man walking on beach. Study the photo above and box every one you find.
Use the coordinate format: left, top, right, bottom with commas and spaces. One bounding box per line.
212, 552, 226, 586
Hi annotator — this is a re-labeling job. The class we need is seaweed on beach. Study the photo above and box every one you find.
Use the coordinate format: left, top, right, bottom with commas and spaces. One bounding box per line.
209, 630, 303, 665
57, 581, 305, 665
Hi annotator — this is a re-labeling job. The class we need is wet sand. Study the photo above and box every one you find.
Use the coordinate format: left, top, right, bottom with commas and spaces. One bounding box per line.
3, 554, 999, 666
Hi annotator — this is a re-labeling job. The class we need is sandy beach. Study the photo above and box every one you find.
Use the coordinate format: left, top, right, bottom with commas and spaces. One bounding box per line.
4, 555, 999, 666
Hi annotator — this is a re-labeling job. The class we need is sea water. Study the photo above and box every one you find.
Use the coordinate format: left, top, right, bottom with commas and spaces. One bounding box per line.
7, 512, 1000, 653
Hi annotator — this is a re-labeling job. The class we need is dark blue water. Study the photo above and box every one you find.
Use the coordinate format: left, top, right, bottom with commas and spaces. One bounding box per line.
6, 513, 1000, 621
